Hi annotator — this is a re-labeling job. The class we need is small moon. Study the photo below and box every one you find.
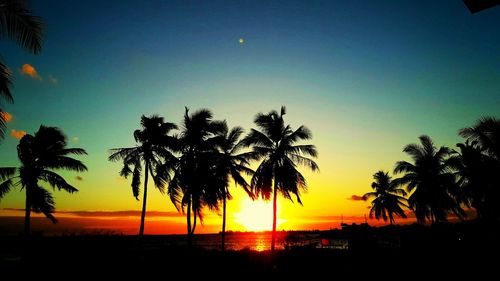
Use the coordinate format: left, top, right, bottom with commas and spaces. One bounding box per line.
239, 38, 245, 44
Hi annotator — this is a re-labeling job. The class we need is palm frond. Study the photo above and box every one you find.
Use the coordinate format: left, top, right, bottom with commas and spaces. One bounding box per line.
0, 167, 16, 180
288, 154, 319, 172
131, 164, 141, 199
108, 147, 138, 162
0, 59, 13, 105
167, 175, 182, 211
45, 156, 87, 172
227, 126, 244, 151
119, 163, 132, 178
394, 161, 415, 174
275, 159, 307, 204
59, 148, 87, 156
402, 143, 423, 161
151, 165, 168, 194
363, 192, 377, 199
287, 125, 313, 143
0, 0, 44, 54
419, 135, 435, 155
40, 170, 78, 193
33, 125, 66, 148
0, 178, 14, 199
240, 128, 274, 148
251, 160, 274, 200
286, 144, 318, 158
30, 185, 57, 223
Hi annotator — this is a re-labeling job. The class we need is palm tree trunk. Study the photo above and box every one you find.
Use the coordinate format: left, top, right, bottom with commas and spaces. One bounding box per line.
192, 209, 197, 234
139, 163, 149, 237
271, 180, 278, 252
24, 187, 31, 236
187, 195, 192, 245
389, 213, 394, 225
221, 195, 227, 251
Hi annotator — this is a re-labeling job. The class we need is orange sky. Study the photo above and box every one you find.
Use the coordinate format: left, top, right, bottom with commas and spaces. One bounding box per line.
0, 204, 417, 235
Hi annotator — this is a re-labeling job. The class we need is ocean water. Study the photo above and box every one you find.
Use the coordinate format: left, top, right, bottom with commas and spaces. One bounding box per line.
153, 232, 322, 251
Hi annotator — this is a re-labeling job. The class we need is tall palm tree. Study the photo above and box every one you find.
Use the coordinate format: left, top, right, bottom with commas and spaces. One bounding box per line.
0, 125, 87, 235
109, 115, 177, 236
394, 135, 464, 224
241, 106, 319, 252
0, 0, 44, 139
364, 171, 408, 225
168, 107, 224, 244
213, 121, 254, 251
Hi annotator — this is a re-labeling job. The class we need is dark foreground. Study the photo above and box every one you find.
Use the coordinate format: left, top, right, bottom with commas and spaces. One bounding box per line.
1, 221, 498, 279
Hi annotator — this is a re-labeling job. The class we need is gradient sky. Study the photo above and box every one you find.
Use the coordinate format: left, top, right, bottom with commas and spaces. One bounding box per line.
0, 0, 499, 234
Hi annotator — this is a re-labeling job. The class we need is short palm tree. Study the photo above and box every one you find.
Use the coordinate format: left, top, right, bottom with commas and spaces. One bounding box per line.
213, 121, 254, 251
0, 0, 44, 139
109, 115, 177, 236
364, 171, 408, 225
241, 106, 319, 252
0, 126, 87, 235
394, 135, 464, 224
168, 108, 224, 244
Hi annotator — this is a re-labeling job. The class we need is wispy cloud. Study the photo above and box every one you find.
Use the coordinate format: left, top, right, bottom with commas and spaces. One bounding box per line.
20, 64, 42, 80
75, 176, 83, 181
348, 195, 367, 201
0, 112, 13, 122
2, 208, 184, 218
48, 74, 58, 84
72, 136, 79, 143
10, 129, 26, 139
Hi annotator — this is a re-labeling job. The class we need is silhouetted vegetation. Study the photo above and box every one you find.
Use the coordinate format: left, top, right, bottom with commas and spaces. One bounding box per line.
107, 106, 317, 250
0, 0, 44, 139
366, 117, 500, 225
211, 122, 254, 251
457, 117, 500, 223
0, 126, 87, 235
109, 115, 177, 236
167, 108, 226, 244
394, 135, 464, 223
364, 171, 407, 224
241, 106, 319, 252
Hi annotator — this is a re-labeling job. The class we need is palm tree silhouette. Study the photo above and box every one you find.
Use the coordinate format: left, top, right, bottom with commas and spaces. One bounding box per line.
212, 121, 254, 251
364, 171, 408, 225
449, 141, 493, 220
394, 135, 464, 224
457, 117, 500, 222
241, 106, 319, 251
0, 126, 87, 235
460, 117, 500, 160
168, 107, 223, 244
0, 0, 44, 139
109, 115, 177, 236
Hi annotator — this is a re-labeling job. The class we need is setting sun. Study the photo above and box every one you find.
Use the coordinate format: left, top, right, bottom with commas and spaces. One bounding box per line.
235, 198, 286, 231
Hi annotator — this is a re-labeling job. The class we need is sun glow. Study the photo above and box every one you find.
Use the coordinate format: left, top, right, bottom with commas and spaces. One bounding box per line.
235, 198, 286, 231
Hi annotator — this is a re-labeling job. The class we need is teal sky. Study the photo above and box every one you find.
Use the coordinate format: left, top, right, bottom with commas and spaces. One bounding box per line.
0, 1, 499, 231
